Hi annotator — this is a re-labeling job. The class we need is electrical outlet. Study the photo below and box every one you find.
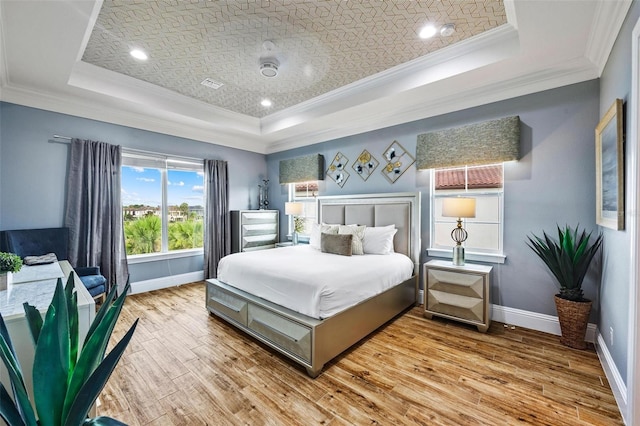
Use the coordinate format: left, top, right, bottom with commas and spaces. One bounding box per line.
610, 326, 614, 347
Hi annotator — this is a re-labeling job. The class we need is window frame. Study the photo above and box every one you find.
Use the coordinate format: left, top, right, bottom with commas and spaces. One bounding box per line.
427, 164, 506, 264
121, 150, 205, 262
287, 182, 318, 242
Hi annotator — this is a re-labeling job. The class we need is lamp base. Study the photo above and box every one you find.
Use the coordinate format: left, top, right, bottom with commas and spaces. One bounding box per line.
452, 245, 465, 266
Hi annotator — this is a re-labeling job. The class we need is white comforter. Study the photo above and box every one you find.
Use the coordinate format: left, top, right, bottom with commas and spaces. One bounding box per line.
217, 245, 414, 319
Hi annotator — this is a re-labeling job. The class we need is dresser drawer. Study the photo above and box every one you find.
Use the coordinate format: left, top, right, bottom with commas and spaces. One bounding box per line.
248, 304, 312, 363
207, 283, 248, 326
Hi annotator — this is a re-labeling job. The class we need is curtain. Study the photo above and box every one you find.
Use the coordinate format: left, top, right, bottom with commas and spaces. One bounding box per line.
64, 139, 129, 294
204, 159, 230, 279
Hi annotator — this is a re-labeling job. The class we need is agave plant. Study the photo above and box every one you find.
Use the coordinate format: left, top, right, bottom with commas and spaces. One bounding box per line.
0, 273, 138, 425
527, 225, 603, 301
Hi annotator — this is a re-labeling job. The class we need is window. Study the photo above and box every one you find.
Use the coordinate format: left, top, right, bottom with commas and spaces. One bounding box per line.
429, 163, 505, 262
121, 151, 204, 256
288, 182, 318, 237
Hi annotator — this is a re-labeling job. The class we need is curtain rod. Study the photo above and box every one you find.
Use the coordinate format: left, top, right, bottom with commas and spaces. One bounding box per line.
48, 135, 204, 164
48, 134, 72, 144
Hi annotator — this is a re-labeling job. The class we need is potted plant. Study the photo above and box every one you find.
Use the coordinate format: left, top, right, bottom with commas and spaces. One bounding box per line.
0, 273, 137, 425
527, 225, 603, 349
0, 252, 23, 291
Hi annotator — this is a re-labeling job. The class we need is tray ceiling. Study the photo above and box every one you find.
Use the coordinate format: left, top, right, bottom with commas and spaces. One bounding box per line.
82, 0, 506, 118
0, 1, 631, 153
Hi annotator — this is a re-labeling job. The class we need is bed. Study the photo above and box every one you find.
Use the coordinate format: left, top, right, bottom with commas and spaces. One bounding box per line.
205, 192, 421, 377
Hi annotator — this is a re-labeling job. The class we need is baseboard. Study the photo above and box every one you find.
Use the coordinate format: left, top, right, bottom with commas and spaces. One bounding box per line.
490, 304, 598, 343
595, 331, 628, 424
130, 271, 204, 294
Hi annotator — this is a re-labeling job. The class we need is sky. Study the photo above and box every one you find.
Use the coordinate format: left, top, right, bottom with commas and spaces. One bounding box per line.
121, 166, 204, 207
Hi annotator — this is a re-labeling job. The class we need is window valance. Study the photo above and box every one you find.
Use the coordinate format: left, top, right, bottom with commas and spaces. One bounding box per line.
416, 116, 520, 169
279, 154, 325, 184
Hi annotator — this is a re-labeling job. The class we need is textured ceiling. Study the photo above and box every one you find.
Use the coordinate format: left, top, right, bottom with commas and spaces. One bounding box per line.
82, 0, 506, 118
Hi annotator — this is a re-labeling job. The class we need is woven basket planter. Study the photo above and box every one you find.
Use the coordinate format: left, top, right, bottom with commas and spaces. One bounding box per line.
554, 295, 592, 349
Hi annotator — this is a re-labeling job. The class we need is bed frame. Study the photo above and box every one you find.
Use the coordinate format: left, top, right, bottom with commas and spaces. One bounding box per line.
206, 192, 421, 377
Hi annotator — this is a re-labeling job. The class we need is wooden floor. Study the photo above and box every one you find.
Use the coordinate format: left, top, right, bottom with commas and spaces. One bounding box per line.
99, 282, 623, 425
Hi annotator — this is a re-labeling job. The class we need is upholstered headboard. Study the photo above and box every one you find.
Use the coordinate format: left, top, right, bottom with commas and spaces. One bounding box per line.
317, 192, 421, 273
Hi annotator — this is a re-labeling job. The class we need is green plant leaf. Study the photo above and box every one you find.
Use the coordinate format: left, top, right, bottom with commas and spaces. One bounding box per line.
65, 273, 79, 370
84, 282, 119, 347
527, 225, 603, 301
0, 315, 37, 425
81, 416, 128, 426
0, 382, 27, 426
62, 281, 130, 423
22, 303, 43, 346
64, 319, 138, 426
33, 279, 70, 426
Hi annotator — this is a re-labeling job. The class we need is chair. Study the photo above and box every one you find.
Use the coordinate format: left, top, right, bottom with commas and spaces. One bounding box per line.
1, 227, 106, 303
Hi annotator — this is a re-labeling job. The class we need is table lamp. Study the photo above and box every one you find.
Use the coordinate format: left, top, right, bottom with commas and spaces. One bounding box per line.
442, 197, 476, 266
285, 202, 304, 244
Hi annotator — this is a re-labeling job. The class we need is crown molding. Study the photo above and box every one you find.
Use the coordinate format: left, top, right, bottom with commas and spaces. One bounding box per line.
585, 0, 632, 75
261, 24, 520, 135
0, 84, 268, 154
265, 58, 599, 154
69, 61, 261, 136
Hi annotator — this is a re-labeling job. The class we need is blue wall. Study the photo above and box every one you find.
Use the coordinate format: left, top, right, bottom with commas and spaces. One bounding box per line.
0, 102, 267, 283
267, 80, 601, 320
598, 0, 640, 388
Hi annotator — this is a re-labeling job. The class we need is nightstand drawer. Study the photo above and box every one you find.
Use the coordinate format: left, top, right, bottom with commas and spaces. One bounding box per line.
427, 269, 485, 299
427, 289, 484, 323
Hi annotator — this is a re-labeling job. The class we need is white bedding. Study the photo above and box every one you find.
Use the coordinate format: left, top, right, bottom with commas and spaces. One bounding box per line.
217, 245, 414, 319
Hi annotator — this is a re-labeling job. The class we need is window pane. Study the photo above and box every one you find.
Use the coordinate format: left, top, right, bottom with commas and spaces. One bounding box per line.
290, 182, 317, 236
122, 166, 162, 254
432, 163, 503, 255
167, 169, 204, 250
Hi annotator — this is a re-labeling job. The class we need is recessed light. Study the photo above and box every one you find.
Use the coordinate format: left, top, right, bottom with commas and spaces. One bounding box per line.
440, 23, 455, 37
261, 99, 272, 107
130, 49, 148, 61
419, 25, 437, 39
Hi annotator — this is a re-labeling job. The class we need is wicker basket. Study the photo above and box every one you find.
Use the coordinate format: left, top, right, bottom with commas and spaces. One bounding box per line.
554, 295, 592, 349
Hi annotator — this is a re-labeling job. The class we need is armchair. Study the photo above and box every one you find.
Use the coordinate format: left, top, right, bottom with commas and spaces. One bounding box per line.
1, 227, 106, 303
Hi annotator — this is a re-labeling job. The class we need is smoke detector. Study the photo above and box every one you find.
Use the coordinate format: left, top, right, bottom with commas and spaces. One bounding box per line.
260, 58, 279, 78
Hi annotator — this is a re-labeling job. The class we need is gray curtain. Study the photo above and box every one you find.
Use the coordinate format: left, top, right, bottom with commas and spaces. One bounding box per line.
64, 139, 129, 294
204, 159, 230, 279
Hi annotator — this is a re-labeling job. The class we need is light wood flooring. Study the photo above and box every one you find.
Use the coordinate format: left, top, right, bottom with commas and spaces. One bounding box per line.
99, 282, 623, 425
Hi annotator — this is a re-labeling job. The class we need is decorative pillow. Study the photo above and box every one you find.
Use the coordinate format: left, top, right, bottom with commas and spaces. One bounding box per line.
338, 225, 366, 255
309, 223, 339, 249
363, 225, 397, 255
23, 253, 58, 266
321, 233, 353, 256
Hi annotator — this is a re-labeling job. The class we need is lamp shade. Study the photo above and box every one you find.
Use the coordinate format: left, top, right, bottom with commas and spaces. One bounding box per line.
285, 202, 304, 216
442, 197, 476, 218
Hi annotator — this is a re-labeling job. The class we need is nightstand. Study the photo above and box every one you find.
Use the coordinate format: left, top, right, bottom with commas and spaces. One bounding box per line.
423, 260, 492, 332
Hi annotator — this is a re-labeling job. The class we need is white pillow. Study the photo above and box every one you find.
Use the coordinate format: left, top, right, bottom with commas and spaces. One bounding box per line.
338, 225, 366, 255
309, 223, 339, 249
363, 225, 397, 255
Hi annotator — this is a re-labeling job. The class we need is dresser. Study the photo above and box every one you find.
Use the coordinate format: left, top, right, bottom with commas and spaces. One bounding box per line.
423, 260, 492, 332
231, 210, 279, 252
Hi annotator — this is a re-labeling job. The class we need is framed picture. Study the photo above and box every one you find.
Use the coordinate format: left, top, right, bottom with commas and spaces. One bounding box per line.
595, 98, 624, 230
326, 152, 350, 188
352, 149, 379, 181
381, 140, 415, 184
